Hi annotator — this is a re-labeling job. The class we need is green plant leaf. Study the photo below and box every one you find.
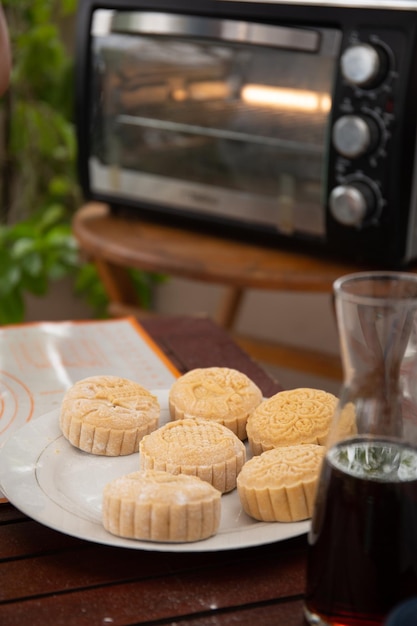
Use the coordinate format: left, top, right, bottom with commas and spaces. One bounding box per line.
0, 290, 25, 325
21, 253, 44, 278
21, 273, 48, 296
48, 176, 72, 197
0, 250, 22, 294
74, 263, 110, 318
11, 237, 37, 258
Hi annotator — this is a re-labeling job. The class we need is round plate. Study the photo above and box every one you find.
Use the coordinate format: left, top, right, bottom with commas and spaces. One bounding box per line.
0, 389, 310, 552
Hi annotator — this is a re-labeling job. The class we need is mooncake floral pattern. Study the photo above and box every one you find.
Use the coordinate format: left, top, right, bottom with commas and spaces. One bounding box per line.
238, 445, 325, 487
247, 387, 338, 454
141, 418, 245, 463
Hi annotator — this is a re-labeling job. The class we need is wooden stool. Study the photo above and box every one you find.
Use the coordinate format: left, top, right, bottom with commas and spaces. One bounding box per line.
72, 202, 370, 381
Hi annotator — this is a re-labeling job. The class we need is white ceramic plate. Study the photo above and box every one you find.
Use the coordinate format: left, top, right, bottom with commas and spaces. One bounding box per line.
0, 389, 310, 552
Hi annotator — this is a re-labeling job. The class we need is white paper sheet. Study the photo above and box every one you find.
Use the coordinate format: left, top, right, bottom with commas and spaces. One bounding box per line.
0, 316, 179, 450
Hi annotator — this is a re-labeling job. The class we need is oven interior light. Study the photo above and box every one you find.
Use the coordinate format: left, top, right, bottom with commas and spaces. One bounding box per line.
241, 84, 331, 113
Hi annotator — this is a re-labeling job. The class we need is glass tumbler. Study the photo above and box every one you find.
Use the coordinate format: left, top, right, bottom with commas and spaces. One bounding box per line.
304, 271, 417, 626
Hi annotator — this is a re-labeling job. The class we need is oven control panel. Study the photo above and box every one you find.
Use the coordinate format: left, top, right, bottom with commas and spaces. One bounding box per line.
328, 29, 404, 235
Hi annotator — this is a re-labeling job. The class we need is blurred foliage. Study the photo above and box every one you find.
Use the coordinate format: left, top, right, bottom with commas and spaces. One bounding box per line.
0, 0, 163, 323
0, 204, 78, 324
74, 265, 167, 320
1, 0, 79, 223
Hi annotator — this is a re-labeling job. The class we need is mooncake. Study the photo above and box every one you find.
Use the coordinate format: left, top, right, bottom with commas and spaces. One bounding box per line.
59, 375, 160, 456
246, 387, 338, 455
237, 444, 325, 522
169, 366, 262, 440
139, 417, 246, 492
102, 470, 221, 543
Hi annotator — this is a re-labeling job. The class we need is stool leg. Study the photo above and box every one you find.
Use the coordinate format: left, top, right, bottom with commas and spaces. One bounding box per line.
94, 258, 139, 306
216, 287, 244, 329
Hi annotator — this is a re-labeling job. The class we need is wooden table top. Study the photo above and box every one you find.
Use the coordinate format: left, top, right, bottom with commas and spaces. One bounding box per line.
0, 315, 311, 626
73, 202, 371, 293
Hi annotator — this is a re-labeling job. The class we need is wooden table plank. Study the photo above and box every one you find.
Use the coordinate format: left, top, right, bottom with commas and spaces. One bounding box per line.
0, 538, 307, 625
0, 502, 27, 524
171, 600, 307, 626
0, 597, 307, 626
0, 537, 307, 598
0, 521, 92, 560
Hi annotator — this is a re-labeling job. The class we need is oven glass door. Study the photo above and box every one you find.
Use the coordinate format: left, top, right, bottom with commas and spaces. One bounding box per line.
89, 11, 341, 237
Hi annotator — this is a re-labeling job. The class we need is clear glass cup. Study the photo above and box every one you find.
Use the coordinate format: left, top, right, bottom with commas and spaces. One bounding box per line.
304, 271, 417, 626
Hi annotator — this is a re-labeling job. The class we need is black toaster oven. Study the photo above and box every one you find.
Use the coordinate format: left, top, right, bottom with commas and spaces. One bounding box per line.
75, 0, 417, 265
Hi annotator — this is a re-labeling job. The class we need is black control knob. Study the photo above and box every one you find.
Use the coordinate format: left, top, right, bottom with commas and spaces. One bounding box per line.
340, 43, 387, 88
332, 115, 379, 159
329, 182, 375, 226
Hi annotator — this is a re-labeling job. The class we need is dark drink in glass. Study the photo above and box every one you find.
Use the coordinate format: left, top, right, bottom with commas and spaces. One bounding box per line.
304, 438, 417, 626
